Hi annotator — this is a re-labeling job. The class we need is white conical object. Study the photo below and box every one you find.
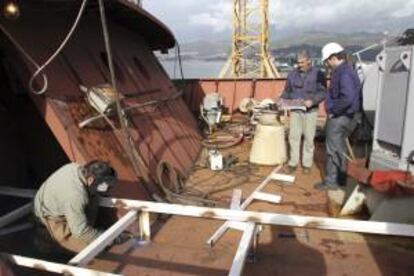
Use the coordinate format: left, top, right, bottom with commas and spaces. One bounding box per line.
249, 122, 286, 165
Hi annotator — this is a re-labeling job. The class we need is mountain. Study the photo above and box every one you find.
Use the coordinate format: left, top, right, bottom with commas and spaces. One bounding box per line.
169, 31, 388, 61
271, 31, 386, 48
179, 40, 231, 57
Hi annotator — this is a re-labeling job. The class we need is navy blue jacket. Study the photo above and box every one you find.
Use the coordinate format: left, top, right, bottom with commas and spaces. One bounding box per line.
281, 66, 326, 111
326, 62, 361, 117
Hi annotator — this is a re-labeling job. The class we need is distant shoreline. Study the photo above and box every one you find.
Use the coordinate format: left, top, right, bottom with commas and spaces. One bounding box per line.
159, 57, 228, 62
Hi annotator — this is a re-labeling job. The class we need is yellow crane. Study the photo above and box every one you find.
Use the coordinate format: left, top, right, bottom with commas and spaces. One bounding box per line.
219, 0, 280, 79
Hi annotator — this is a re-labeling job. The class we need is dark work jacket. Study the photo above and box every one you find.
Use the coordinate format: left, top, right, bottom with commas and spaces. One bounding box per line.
280, 66, 327, 112
326, 62, 361, 117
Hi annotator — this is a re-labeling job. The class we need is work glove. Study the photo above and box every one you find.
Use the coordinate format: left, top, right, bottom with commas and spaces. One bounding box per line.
112, 231, 133, 246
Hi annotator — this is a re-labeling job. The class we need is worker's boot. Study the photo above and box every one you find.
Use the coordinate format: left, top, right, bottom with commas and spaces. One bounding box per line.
303, 167, 311, 175
284, 166, 297, 174
313, 181, 340, 191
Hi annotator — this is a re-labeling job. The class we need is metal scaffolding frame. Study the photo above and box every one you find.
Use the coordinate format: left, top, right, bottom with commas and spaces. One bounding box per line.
219, 0, 280, 79
2, 186, 414, 276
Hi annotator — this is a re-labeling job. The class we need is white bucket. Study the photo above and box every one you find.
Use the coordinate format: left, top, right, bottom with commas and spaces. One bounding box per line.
249, 122, 286, 165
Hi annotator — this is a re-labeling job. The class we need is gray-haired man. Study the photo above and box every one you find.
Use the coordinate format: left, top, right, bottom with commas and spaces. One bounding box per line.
280, 50, 326, 174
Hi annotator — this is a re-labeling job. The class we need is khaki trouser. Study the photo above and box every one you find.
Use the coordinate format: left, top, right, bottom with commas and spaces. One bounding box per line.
288, 111, 318, 168
42, 217, 89, 253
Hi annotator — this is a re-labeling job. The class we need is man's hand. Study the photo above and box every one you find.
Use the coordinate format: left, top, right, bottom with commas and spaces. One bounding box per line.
112, 231, 133, 246
304, 100, 313, 108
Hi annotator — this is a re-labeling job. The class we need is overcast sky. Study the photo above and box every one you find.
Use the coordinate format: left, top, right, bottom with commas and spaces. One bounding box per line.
143, 0, 414, 42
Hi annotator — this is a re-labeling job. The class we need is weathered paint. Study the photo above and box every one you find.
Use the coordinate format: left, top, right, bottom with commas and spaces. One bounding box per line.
180, 78, 327, 117
0, 1, 201, 199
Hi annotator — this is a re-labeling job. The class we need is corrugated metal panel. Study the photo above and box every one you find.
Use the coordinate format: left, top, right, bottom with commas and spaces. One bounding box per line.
181, 79, 327, 116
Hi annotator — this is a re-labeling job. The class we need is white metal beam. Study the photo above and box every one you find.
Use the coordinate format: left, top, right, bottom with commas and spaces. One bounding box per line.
239, 166, 282, 210
271, 173, 295, 183
207, 222, 231, 246
139, 210, 151, 241
69, 209, 138, 266
100, 198, 414, 237
207, 166, 282, 246
228, 222, 256, 276
0, 187, 35, 199
2, 186, 414, 237
0, 203, 33, 228
252, 192, 282, 204
0, 223, 32, 237
207, 190, 243, 246
1, 253, 119, 276
230, 189, 242, 210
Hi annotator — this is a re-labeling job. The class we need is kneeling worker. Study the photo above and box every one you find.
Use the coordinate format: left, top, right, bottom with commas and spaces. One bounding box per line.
34, 160, 127, 253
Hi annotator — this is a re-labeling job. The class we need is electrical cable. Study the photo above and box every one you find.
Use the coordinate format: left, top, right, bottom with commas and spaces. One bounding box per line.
97, 1, 210, 205
0, 0, 88, 95
95, 1, 195, 204
201, 133, 244, 149
156, 162, 219, 206
97, 0, 152, 197
174, 41, 186, 92
29, 0, 88, 95
172, 47, 177, 79
0, 23, 48, 94
176, 42, 185, 81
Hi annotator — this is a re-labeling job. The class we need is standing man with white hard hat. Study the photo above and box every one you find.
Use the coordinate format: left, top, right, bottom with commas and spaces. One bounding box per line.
314, 43, 361, 190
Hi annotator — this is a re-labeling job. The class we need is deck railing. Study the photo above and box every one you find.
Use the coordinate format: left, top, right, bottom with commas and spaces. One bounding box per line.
176, 78, 327, 117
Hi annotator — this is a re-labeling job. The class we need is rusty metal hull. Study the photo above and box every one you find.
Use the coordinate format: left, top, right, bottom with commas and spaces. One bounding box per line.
0, 1, 201, 199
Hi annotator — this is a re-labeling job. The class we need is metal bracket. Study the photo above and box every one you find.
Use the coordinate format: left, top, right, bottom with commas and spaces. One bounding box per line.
376, 53, 386, 71
206, 166, 284, 247
400, 51, 411, 71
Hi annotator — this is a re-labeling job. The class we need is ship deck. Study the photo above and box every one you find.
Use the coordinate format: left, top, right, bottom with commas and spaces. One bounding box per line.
87, 135, 414, 276
2, 127, 414, 276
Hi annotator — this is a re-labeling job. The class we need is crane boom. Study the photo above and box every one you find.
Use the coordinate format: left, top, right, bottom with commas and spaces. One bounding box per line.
219, 0, 280, 78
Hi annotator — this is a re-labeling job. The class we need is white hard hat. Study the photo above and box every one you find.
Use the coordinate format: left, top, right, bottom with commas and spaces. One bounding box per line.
321, 42, 344, 61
